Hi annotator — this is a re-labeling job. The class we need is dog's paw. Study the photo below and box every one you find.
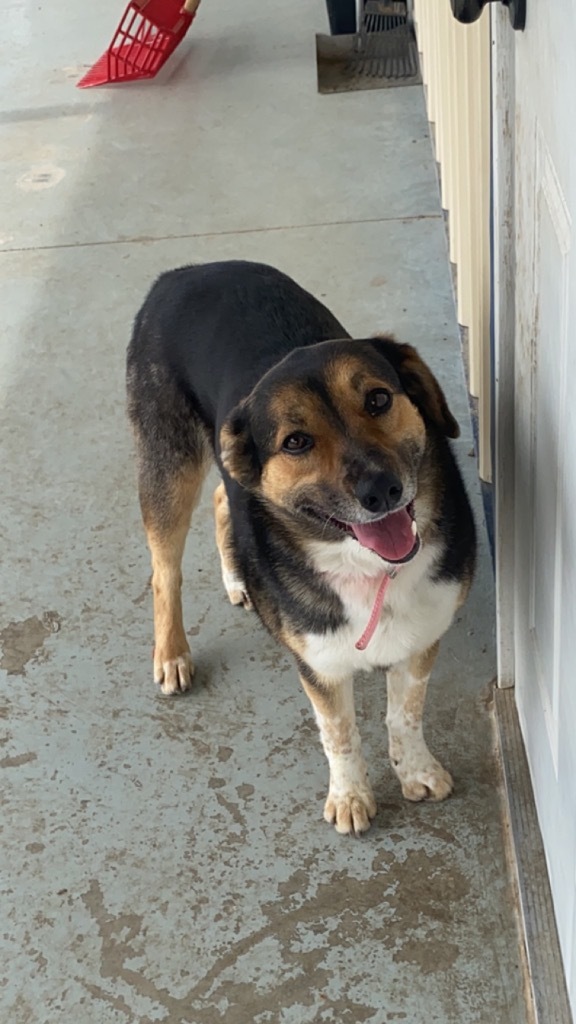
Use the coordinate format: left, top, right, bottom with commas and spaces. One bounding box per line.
222, 570, 253, 611
323, 786, 377, 835
395, 759, 454, 802
153, 651, 195, 696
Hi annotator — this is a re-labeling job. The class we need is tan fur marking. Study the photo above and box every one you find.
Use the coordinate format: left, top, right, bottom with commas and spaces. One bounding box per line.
260, 360, 425, 512
219, 403, 259, 489
326, 356, 425, 453
299, 672, 337, 720
144, 466, 206, 694
408, 640, 440, 684
261, 385, 346, 507
457, 571, 473, 608
213, 482, 252, 609
279, 627, 307, 662
214, 482, 235, 578
267, 387, 344, 467
372, 337, 460, 439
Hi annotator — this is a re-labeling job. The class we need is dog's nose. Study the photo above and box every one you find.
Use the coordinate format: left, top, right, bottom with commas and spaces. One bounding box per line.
355, 472, 403, 514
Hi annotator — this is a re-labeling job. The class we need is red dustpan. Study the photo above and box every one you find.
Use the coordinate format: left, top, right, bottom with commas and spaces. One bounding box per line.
77, 0, 201, 88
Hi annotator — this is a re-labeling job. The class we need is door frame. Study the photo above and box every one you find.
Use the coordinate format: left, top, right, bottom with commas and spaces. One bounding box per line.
491, 6, 516, 689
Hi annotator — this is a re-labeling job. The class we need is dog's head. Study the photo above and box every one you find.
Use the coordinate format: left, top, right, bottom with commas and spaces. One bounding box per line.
220, 337, 459, 563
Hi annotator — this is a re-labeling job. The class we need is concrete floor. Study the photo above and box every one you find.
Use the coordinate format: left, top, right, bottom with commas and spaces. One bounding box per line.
1, 2, 530, 1022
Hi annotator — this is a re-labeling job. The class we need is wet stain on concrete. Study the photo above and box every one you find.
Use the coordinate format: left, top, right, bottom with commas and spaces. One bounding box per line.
76, 847, 475, 1022
392, 935, 461, 973
132, 579, 151, 607
0, 612, 62, 676
149, 712, 196, 743
0, 751, 38, 768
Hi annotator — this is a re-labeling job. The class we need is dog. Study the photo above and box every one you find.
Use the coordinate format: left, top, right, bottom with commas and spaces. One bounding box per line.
126, 260, 476, 835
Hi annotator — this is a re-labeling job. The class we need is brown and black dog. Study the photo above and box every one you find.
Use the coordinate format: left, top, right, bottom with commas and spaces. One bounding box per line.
126, 260, 476, 834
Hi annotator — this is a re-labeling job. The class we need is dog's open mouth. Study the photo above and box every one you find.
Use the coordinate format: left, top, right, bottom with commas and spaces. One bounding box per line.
304, 502, 420, 564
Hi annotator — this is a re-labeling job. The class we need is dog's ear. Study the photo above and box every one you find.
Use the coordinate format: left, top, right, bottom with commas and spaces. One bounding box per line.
219, 402, 262, 488
372, 336, 460, 439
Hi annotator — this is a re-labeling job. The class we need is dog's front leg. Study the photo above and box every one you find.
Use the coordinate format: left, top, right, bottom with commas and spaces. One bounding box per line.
299, 667, 376, 835
386, 643, 453, 802
213, 482, 252, 610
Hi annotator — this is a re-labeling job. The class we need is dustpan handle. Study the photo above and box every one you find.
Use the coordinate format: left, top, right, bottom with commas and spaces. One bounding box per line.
182, 0, 201, 13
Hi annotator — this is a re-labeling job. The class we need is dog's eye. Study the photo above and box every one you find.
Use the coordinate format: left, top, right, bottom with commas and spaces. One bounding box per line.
282, 432, 314, 454
365, 388, 392, 416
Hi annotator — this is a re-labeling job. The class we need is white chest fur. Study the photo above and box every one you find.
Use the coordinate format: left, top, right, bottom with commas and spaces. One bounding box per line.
302, 536, 461, 681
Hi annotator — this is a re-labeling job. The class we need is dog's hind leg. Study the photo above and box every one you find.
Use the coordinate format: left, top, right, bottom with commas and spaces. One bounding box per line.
127, 321, 213, 694
213, 482, 252, 610
140, 460, 208, 695
386, 643, 454, 801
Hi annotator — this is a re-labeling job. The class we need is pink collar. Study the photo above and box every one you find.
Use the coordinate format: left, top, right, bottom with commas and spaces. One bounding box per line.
355, 568, 399, 651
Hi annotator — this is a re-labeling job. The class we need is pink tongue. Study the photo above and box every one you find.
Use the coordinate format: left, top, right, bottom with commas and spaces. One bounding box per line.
350, 508, 416, 562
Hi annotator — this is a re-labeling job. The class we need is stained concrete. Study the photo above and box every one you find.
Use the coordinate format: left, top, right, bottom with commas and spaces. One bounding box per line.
0, 1, 530, 1022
